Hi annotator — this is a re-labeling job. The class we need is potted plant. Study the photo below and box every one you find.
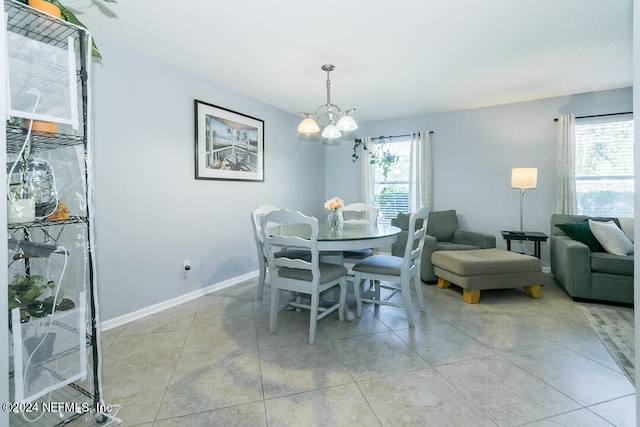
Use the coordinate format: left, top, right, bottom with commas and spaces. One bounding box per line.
8, 273, 74, 327
16, 0, 117, 60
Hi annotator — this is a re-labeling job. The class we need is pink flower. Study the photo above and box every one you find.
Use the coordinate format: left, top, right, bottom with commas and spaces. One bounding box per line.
324, 196, 344, 211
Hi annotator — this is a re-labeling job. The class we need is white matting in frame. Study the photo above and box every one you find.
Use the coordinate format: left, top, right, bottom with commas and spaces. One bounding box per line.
195, 100, 264, 181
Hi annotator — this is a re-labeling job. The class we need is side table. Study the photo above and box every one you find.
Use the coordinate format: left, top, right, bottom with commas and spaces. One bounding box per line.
501, 231, 548, 259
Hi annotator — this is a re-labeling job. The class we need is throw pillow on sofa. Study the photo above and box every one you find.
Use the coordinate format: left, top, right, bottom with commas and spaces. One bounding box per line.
556, 221, 604, 252
619, 217, 634, 242
588, 219, 634, 256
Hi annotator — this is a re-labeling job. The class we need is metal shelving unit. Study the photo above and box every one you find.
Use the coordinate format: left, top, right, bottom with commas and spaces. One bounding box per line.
5, 1, 107, 425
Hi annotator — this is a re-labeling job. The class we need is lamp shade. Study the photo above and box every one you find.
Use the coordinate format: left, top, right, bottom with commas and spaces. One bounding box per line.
297, 116, 320, 133
336, 114, 358, 131
511, 167, 538, 189
321, 123, 341, 139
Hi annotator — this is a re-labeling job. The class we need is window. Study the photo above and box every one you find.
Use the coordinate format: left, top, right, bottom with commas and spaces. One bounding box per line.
372, 137, 411, 224
574, 114, 634, 217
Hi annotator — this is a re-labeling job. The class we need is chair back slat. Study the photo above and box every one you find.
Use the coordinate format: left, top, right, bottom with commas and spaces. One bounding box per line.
261, 209, 320, 283
403, 207, 428, 270
343, 202, 379, 225
252, 204, 280, 245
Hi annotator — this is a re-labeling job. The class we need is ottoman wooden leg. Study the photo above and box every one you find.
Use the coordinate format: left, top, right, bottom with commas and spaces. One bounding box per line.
463, 289, 480, 304
523, 285, 542, 299
437, 277, 450, 289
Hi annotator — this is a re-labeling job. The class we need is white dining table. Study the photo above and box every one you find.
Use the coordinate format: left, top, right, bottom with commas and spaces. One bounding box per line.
269, 221, 401, 320
269, 222, 401, 264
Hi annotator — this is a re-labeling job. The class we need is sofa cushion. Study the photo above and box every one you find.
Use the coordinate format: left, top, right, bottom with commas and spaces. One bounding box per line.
552, 215, 620, 236
436, 242, 481, 251
427, 210, 458, 242
589, 219, 634, 256
393, 212, 424, 231
395, 212, 411, 230
432, 248, 540, 276
590, 252, 634, 276
618, 217, 634, 243
556, 220, 604, 252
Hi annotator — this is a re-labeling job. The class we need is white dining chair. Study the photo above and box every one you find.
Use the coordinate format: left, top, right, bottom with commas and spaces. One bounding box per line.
261, 209, 347, 344
342, 202, 379, 262
250, 204, 310, 299
342, 202, 379, 225
352, 206, 428, 327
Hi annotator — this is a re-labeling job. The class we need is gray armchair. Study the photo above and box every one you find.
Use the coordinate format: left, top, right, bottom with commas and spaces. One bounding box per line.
392, 209, 496, 283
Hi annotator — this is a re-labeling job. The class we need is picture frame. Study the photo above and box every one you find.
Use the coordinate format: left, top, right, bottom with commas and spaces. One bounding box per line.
194, 100, 264, 181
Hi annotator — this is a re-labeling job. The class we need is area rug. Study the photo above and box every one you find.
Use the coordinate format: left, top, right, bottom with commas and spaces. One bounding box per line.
576, 303, 635, 385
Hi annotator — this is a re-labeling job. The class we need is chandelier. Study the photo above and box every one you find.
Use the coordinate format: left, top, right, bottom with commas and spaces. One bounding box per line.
297, 64, 358, 139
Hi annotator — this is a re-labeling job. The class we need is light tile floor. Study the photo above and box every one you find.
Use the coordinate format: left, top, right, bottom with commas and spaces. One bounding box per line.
97, 274, 636, 426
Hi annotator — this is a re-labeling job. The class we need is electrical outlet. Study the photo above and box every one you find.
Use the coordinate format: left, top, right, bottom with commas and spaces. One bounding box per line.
183, 259, 191, 272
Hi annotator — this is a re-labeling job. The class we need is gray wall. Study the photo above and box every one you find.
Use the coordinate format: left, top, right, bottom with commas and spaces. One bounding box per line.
326, 88, 633, 267
92, 39, 326, 322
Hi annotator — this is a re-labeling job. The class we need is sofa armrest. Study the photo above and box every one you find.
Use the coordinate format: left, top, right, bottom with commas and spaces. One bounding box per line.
451, 229, 496, 248
420, 235, 438, 282
391, 230, 408, 257
550, 235, 592, 297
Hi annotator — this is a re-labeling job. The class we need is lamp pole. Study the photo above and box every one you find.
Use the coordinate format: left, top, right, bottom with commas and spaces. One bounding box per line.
519, 187, 525, 232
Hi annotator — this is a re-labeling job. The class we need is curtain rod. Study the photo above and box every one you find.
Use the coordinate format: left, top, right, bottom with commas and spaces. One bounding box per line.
553, 111, 632, 122
371, 131, 434, 141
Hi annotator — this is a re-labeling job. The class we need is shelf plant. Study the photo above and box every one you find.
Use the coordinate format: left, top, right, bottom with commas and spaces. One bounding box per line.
8, 273, 73, 326
16, 0, 117, 59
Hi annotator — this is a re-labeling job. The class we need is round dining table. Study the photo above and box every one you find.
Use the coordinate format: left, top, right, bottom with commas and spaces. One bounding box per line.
269, 222, 401, 263
268, 221, 401, 321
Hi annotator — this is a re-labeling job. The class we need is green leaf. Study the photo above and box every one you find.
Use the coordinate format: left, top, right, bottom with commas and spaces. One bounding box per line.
48, 0, 104, 59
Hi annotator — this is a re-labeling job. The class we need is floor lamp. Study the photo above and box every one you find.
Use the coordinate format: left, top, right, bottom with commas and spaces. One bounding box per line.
511, 167, 538, 232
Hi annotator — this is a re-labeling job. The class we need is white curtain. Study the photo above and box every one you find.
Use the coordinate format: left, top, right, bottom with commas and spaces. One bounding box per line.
409, 131, 433, 212
555, 114, 577, 214
359, 136, 376, 205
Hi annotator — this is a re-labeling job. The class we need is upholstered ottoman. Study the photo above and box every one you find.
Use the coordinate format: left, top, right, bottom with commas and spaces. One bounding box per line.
432, 248, 544, 303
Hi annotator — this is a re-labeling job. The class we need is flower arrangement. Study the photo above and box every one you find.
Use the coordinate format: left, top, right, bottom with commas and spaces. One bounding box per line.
324, 196, 344, 212
324, 197, 344, 230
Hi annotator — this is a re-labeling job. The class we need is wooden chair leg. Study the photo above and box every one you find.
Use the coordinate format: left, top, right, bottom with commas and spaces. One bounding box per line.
269, 288, 280, 333
401, 277, 415, 327
463, 289, 481, 304
353, 275, 364, 318
257, 263, 266, 300
308, 293, 320, 345
523, 285, 542, 299
413, 275, 425, 312
338, 279, 347, 321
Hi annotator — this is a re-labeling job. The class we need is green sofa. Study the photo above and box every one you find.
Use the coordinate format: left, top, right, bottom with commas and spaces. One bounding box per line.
550, 214, 634, 304
392, 210, 496, 283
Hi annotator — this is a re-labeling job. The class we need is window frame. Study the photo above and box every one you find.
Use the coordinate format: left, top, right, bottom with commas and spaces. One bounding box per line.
574, 113, 634, 217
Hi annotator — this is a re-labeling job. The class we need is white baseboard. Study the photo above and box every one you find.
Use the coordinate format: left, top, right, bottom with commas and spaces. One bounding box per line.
542, 266, 551, 273
100, 271, 258, 331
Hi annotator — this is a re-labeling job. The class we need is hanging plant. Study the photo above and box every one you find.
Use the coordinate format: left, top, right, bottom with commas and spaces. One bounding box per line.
352, 137, 398, 182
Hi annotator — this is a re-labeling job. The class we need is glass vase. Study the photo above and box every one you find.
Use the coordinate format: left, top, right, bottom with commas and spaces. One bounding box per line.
328, 209, 344, 230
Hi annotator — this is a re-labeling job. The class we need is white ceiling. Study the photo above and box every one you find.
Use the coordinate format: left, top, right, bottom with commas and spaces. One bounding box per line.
74, 0, 633, 123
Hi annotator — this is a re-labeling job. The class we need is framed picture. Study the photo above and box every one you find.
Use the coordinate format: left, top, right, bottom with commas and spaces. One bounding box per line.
194, 100, 264, 181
